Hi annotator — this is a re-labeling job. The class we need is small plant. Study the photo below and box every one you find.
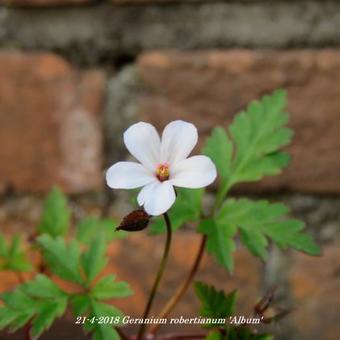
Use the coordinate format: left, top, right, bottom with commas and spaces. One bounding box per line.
0, 90, 320, 340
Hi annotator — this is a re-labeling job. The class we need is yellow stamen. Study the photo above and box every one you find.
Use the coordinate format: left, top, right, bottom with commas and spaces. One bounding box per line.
156, 164, 170, 182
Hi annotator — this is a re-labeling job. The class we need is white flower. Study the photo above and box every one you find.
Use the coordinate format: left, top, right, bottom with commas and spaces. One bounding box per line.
106, 120, 217, 216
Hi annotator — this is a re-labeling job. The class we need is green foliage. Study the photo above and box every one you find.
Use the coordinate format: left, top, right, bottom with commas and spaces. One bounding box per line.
82, 234, 107, 282
195, 282, 273, 340
200, 199, 320, 271
0, 275, 67, 339
37, 235, 84, 285
91, 275, 133, 300
38, 187, 70, 237
89, 302, 123, 340
0, 231, 132, 340
0, 234, 32, 272
0, 91, 322, 340
204, 90, 293, 206
203, 127, 233, 187
198, 219, 236, 272
228, 90, 292, 184
194, 282, 237, 329
76, 216, 127, 245
150, 188, 203, 234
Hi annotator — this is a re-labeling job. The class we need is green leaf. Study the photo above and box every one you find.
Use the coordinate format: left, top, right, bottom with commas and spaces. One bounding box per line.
71, 295, 91, 316
93, 325, 120, 340
0, 307, 22, 329
206, 331, 222, 340
90, 301, 123, 340
228, 90, 292, 186
1, 235, 32, 272
91, 275, 133, 300
194, 282, 237, 329
38, 187, 70, 237
1, 289, 36, 310
76, 217, 127, 245
37, 235, 84, 285
217, 199, 321, 261
82, 235, 107, 282
150, 188, 203, 234
22, 274, 67, 299
198, 219, 236, 272
30, 298, 67, 339
0, 233, 7, 257
203, 127, 233, 184
0, 281, 68, 338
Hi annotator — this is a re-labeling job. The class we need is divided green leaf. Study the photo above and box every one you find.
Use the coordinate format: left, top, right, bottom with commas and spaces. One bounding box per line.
194, 281, 237, 329
37, 235, 84, 285
91, 275, 132, 300
38, 187, 70, 237
82, 235, 107, 282
203, 90, 293, 202
228, 90, 292, 185
0, 275, 68, 339
216, 199, 320, 265
0, 234, 32, 272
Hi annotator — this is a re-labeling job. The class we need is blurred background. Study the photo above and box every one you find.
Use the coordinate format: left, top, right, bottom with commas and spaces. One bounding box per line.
0, 0, 340, 339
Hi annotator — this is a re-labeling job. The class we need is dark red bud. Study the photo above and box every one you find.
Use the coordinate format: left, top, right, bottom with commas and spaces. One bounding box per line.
116, 209, 150, 232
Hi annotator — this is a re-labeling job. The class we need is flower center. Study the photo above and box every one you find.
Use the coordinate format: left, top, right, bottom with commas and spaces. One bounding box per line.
156, 163, 170, 182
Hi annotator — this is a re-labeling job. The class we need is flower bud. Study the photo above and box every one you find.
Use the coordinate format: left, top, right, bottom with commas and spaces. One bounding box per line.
116, 209, 150, 232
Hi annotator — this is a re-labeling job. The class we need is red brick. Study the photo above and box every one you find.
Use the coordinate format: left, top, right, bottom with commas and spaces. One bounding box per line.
1, 0, 88, 6
289, 242, 340, 340
137, 50, 340, 193
0, 51, 104, 193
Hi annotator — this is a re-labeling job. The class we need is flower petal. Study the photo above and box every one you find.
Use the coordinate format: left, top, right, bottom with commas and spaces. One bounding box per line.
106, 161, 156, 189
160, 120, 198, 164
124, 122, 161, 171
138, 181, 176, 216
170, 155, 217, 188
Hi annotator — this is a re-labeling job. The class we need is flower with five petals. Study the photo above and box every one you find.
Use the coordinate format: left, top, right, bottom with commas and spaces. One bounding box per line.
106, 120, 217, 216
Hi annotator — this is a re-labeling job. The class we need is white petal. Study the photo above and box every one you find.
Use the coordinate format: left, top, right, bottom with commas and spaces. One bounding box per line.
170, 155, 217, 189
138, 181, 176, 216
106, 161, 155, 189
160, 120, 198, 164
124, 122, 161, 171
137, 181, 158, 206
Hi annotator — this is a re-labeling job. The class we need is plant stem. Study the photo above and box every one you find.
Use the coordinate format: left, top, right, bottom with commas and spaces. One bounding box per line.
149, 235, 207, 335
150, 185, 231, 336
137, 213, 172, 340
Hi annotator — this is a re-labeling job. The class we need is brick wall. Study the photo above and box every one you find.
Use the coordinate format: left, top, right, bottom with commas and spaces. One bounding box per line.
0, 1, 339, 340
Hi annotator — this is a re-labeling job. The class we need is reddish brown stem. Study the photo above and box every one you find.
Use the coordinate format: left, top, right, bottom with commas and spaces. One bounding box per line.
149, 235, 207, 335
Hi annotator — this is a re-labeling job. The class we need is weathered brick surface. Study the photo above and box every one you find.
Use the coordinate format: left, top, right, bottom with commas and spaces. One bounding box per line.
1, 0, 88, 6
0, 51, 104, 193
137, 49, 340, 193
289, 242, 340, 340
3, 2, 340, 66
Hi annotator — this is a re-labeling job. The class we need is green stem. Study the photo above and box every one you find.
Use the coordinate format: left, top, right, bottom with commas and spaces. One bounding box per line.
137, 213, 172, 340
213, 181, 231, 214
